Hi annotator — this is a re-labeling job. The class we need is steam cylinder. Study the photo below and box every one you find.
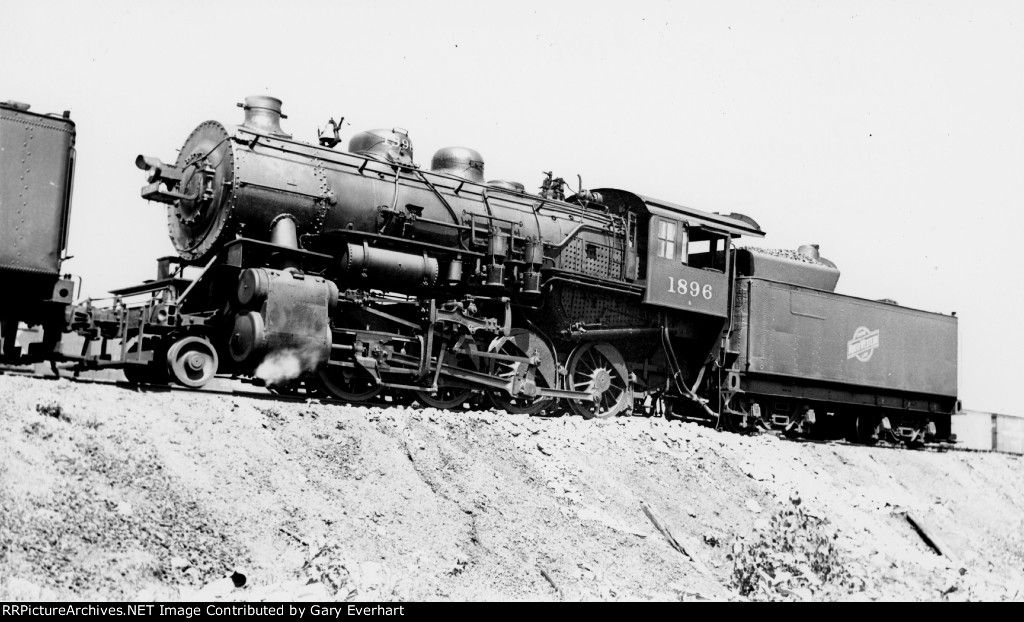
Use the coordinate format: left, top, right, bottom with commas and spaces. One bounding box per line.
227, 267, 338, 366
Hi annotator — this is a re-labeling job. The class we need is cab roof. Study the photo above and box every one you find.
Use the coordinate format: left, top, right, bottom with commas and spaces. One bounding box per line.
592, 188, 765, 238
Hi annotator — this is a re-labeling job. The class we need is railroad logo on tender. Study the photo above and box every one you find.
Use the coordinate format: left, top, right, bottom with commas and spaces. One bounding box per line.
847, 326, 880, 362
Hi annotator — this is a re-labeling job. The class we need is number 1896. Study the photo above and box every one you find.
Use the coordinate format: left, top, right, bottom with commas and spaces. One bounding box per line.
668, 277, 712, 300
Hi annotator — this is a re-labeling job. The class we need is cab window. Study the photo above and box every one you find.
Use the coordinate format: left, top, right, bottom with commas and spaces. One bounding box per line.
687, 230, 727, 272
657, 220, 676, 259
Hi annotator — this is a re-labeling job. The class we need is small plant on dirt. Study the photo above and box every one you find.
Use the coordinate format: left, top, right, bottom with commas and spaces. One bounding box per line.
35, 402, 70, 423
703, 533, 722, 548
728, 497, 851, 601
299, 540, 410, 601
22, 421, 54, 439
302, 542, 356, 600
257, 406, 282, 420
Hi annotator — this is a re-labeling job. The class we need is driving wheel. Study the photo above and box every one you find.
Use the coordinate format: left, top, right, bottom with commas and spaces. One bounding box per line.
565, 341, 630, 419
486, 328, 557, 415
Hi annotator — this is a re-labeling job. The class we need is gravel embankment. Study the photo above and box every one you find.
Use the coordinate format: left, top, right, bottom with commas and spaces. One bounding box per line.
1, 373, 1022, 601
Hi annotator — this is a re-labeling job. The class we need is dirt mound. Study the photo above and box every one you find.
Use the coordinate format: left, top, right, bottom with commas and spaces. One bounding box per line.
1, 374, 1022, 601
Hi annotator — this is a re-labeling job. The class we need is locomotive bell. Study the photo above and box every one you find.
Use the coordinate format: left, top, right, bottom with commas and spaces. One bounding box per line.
348, 128, 415, 166
431, 147, 484, 182
238, 95, 291, 138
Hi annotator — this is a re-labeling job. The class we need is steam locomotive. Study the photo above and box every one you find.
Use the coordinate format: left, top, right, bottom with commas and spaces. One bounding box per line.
0, 96, 960, 445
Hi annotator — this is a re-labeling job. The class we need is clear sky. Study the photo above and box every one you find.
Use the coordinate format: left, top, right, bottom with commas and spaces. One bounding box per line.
3, 0, 1022, 414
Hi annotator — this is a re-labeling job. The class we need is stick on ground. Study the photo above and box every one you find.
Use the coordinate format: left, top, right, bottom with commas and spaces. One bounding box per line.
641, 501, 693, 560
640, 500, 723, 585
904, 512, 945, 558
539, 566, 564, 600
279, 527, 308, 547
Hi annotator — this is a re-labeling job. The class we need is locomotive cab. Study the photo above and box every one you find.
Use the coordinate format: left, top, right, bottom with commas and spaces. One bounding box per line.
590, 189, 762, 317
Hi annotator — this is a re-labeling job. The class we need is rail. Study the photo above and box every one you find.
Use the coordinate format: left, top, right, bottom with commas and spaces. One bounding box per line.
0, 369, 990, 454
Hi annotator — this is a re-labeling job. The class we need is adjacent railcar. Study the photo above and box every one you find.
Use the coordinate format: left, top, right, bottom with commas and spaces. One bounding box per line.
0, 101, 77, 363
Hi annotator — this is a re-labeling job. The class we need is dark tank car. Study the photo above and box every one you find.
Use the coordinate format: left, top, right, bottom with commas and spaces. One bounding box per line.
0, 101, 77, 365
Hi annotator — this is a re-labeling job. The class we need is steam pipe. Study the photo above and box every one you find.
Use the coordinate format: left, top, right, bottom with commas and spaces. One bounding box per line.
270, 214, 299, 270
564, 327, 662, 341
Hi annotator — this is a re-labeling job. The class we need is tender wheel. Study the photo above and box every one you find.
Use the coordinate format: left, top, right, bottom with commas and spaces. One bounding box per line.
166, 336, 218, 388
486, 328, 557, 415
719, 411, 753, 434
719, 396, 759, 434
565, 341, 630, 419
316, 367, 382, 402
849, 413, 881, 445
415, 386, 474, 410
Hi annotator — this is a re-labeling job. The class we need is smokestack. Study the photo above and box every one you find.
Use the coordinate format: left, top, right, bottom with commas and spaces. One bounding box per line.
238, 95, 291, 138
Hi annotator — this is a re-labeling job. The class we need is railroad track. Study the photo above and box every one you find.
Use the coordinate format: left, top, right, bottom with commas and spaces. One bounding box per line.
0, 367, 994, 455
0, 367, 480, 411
